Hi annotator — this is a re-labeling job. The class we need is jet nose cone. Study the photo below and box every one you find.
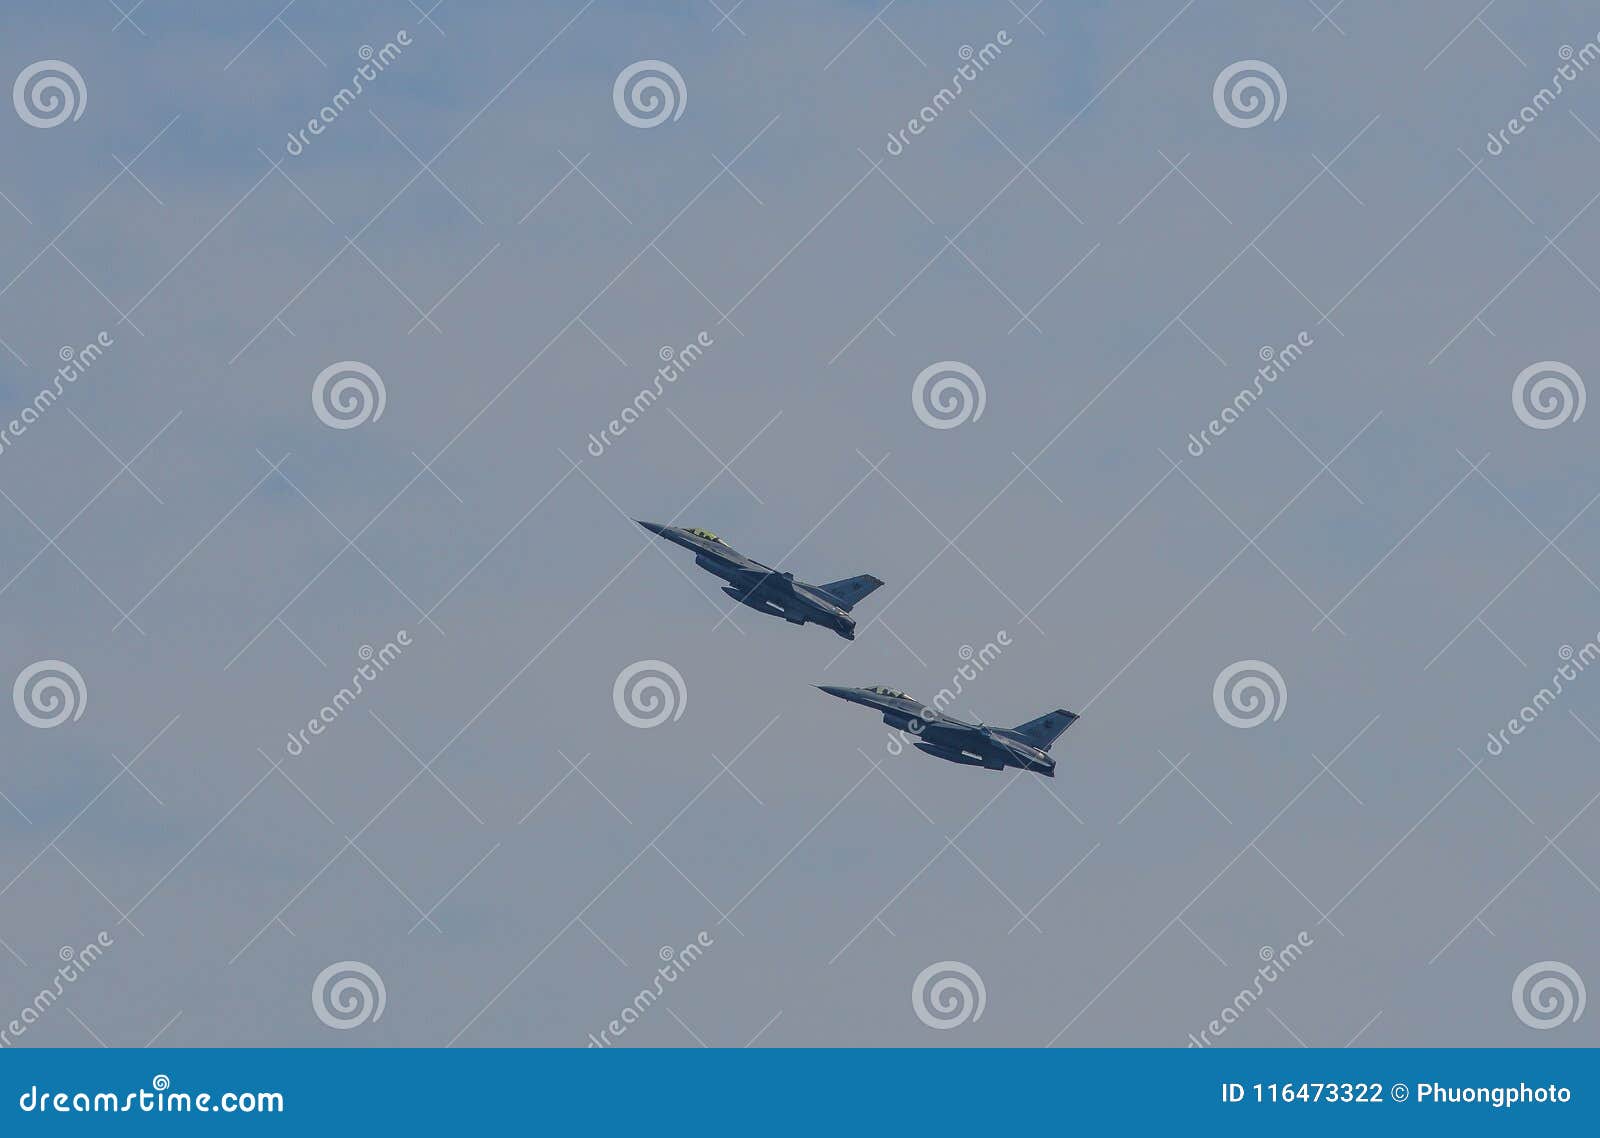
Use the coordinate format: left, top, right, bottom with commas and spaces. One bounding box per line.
634, 519, 668, 536
815, 685, 854, 700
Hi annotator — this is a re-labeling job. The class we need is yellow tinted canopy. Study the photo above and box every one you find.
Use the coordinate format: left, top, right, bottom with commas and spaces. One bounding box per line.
867, 685, 911, 699
686, 528, 725, 544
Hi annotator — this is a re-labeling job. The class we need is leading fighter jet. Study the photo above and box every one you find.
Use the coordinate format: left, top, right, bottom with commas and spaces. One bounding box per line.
816, 684, 1078, 777
635, 522, 884, 640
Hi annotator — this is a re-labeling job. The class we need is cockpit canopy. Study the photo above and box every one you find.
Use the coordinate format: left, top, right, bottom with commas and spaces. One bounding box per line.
685, 527, 725, 544
865, 685, 911, 699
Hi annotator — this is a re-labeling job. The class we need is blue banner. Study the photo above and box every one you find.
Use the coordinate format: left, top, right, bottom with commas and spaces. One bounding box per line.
3, 1048, 1594, 1132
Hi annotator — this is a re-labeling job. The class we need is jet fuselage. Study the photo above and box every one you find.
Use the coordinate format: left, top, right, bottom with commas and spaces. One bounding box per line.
637, 522, 878, 640
816, 685, 1059, 776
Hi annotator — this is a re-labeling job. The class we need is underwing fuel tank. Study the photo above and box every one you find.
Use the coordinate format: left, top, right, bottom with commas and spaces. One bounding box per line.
913, 741, 1007, 771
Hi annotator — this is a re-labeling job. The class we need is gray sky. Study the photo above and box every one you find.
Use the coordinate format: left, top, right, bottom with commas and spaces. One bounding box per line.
1, 0, 1598, 1047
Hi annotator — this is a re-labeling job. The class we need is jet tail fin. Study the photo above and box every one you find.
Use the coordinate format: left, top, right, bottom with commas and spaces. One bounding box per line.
818, 574, 884, 612
1007, 710, 1079, 750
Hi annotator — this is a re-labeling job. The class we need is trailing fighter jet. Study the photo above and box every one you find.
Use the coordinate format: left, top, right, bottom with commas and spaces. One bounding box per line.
635, 522, 884, 640
816, 684, 1078, 777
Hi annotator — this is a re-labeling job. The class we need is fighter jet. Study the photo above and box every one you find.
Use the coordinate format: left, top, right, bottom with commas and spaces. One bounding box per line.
816, 684, 1078, 777
635, 522, 884, 640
